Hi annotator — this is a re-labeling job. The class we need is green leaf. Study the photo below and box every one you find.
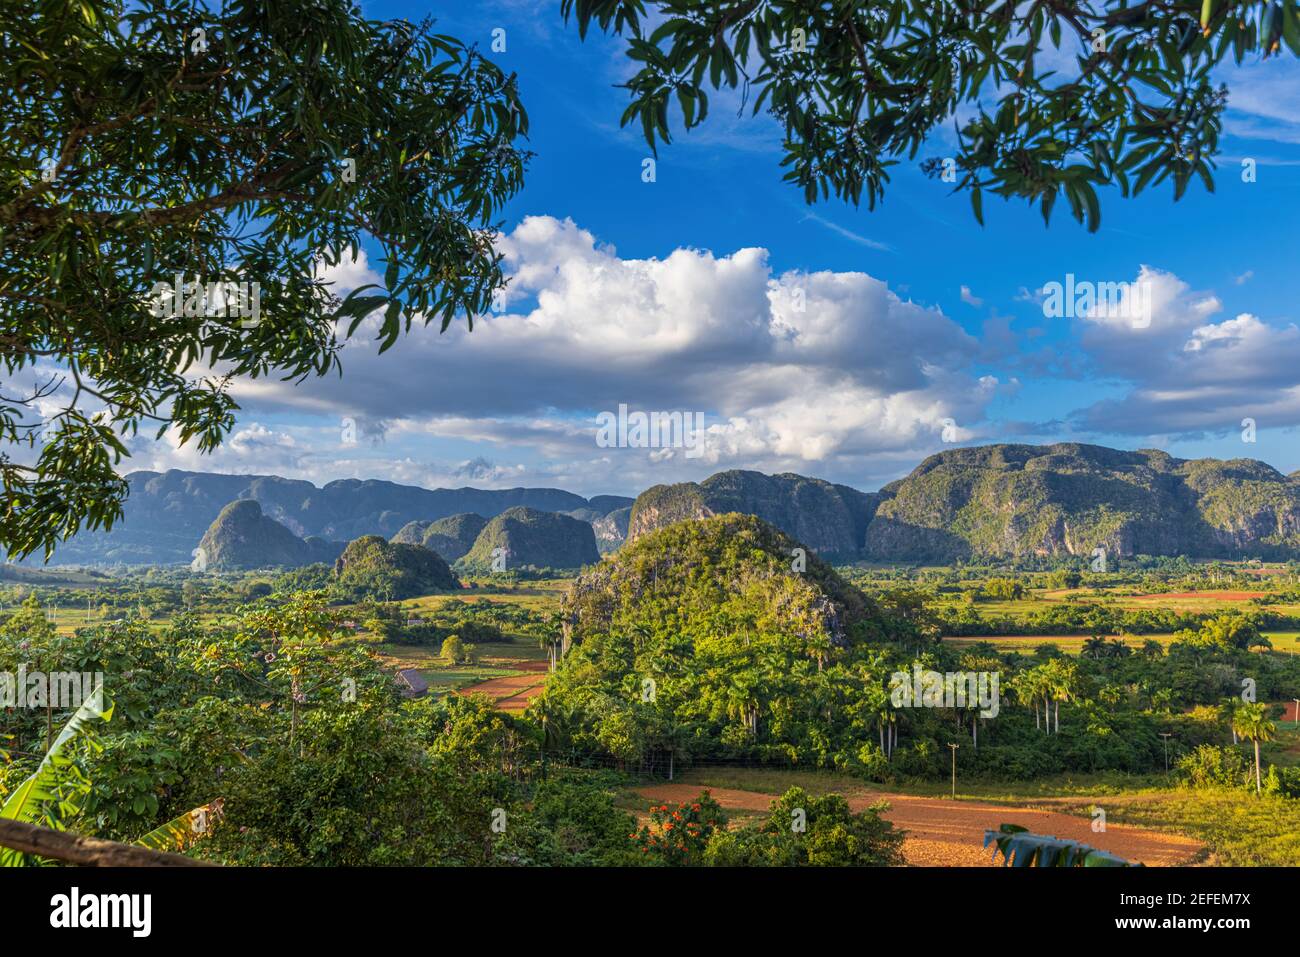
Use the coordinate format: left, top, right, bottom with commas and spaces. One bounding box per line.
1, 684, 113, 865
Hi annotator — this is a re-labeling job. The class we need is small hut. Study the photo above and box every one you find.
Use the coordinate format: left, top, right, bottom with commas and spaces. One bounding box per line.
394, 669, 429, 698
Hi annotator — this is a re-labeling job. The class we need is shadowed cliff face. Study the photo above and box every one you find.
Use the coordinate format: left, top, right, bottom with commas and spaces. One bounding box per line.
592, 506, 632, 554
628, 471, 881, 558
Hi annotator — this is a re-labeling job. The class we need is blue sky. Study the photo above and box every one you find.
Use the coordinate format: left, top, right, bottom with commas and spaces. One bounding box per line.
118, 1, 1300, 498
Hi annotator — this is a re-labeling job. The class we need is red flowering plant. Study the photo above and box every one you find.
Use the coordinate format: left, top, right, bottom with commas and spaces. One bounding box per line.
632, 791, 727, 865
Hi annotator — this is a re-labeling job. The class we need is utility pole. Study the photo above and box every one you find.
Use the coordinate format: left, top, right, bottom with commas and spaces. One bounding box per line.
948, 743, 960, 799
1159, 732, 1172, 775
1293, 699, 1299, 729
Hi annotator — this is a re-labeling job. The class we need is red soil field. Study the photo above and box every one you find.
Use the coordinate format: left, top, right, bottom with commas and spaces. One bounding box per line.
1131, 590, 1264, 601
457, 659, 548, 712
637, 783, 1202, 867
945, 633, 1128, 642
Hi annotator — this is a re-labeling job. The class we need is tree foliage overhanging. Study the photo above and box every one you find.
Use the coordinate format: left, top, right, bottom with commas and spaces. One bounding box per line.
1, 0, 527, 558
563, 0, 1295, 227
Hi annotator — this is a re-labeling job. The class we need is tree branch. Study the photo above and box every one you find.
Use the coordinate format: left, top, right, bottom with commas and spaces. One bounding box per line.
0, 818, 217, 867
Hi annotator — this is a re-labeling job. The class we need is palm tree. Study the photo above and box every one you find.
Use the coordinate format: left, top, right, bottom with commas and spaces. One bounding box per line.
866, 684, 892, 758
1031, 664, 1050, 733
1044, 659, 1078, 733
1232, 702, 1276, 794
1013, 668, 1054, 733
1035, 667, 1055, 734
1080, 635, 1108, 660
724, 668, 762, 738
1029, 663, 1066, 734
1140, 639, 1164, 660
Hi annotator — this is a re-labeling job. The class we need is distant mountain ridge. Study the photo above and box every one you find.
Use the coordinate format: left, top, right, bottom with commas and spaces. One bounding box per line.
196, 499, 600, 574
28, 443, 1300, 565
626, 444, 1300, 562
41, 469, 631, 565
862, 443, 1300, 561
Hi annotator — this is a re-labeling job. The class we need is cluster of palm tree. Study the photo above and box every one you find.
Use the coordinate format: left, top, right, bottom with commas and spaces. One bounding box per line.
864, 682, 900, 759
1080, 635, 1133, 660
1011, 659, 1080, 734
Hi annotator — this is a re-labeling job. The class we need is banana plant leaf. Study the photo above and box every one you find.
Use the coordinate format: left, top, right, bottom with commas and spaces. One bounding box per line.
983, 823, 1143, 867
0, 684, 113, 865
134, 798, 224, 853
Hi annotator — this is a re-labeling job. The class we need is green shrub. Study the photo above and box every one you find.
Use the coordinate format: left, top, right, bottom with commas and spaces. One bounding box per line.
703, 787, 904, 867
1177, 744, 1251, 790
1263, 764, 1300, 799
